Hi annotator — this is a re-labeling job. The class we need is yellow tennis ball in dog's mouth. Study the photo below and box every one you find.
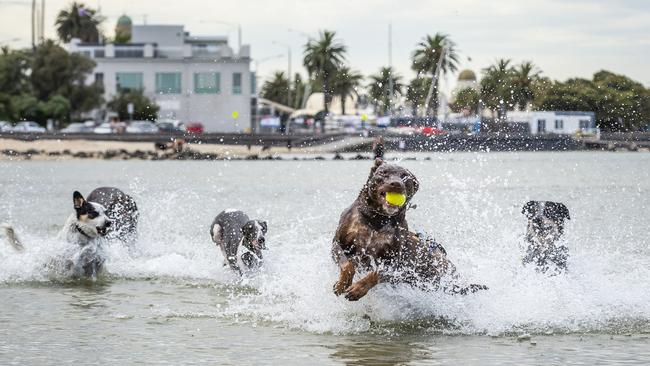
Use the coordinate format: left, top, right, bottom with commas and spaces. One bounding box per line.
385, 192, 406, 207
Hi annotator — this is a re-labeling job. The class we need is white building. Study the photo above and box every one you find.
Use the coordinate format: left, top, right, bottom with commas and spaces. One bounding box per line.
506, 111, 598, 135
67, 24, 253, 132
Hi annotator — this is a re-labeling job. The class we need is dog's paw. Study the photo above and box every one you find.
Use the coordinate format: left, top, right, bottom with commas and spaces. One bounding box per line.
344, 282, 370, 301
333, 281, 347, 296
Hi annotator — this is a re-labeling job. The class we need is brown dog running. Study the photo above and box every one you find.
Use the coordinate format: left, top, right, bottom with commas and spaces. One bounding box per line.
331, 159, 487, 301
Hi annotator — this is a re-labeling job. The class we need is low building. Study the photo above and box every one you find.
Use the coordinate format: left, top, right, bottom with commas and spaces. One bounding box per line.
67, 23, 253, 132
506, 111, 598, 135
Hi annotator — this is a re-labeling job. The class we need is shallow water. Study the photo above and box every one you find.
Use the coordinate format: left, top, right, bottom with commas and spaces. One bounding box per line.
1, 152, 649, 364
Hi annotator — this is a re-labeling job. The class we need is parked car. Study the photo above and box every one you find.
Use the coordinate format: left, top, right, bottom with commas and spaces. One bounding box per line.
156, 122, 183, 133
93, 123, 113, 134
185, 122, 204, 134
0, 121, 12, 132
126, 121, 160, 134
61, 123, 93, 133
157, 119, 185, 130
13, 121, 46, 133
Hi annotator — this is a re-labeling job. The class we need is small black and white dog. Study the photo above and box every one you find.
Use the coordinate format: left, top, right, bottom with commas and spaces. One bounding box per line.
521, 200, 571, 274
87, 187, 139, 244
2, 187, 138, 278
209, 210, 267, 275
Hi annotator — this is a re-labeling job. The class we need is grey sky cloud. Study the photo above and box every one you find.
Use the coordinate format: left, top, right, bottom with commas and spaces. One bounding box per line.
1, 0, 648, 91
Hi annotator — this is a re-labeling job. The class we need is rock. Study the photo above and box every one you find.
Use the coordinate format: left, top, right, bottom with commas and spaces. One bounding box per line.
517, 334, 531, 342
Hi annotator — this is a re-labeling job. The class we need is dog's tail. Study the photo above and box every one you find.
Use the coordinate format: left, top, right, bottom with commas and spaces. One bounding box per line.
1, 223, 25, 251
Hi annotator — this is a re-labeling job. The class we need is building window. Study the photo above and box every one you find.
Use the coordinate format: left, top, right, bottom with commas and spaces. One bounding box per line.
116, 72, 143, 92
194, 72, 220, 94
554, 119, 563, 129
156, 73, 182, 94
94, 72, 104, 87
579, 119, 591, 129
251, 72, 256, 95
537, 119, 546, 133
232, 72, 242, 95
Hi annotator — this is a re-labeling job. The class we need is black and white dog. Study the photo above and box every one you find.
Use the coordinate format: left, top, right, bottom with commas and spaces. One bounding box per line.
521, 200, 571, 274
210, 210, 267, 275
2, 187, 138, 278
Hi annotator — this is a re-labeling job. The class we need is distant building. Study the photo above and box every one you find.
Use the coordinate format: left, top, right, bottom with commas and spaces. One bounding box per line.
67, 24, 252, 132
455, 69, 478, 91
507, 111, 598, 135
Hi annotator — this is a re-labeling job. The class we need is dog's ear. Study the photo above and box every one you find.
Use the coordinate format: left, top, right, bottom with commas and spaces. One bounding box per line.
73, 191, 86, 209
368, 158, 384, 178
553, 202, 570, 221
521, 201, 537, 219
259, 220, 268, 233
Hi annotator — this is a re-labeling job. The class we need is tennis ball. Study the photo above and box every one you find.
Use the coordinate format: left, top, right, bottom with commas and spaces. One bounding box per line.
385, 192, 406, 206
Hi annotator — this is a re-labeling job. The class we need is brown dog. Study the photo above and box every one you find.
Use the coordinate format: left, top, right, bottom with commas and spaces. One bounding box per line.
332, 159, 486, 301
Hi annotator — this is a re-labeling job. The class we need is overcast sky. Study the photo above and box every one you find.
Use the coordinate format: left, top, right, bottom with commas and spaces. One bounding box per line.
1, 0, 649, 92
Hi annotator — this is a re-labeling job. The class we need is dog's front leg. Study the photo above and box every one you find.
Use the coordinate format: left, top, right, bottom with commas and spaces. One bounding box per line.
332, 241, 355, 296
344, 271, 380, 301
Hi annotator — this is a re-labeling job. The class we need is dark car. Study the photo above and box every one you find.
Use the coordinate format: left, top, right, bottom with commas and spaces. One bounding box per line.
157, 122, 183, 133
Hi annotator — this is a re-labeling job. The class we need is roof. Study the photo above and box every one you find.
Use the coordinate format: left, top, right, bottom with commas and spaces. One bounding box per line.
117, 15, 132, 25
458, 69, 477, 81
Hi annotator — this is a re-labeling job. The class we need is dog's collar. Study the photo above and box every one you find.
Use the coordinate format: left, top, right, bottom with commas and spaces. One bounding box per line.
75, 225, 93, 240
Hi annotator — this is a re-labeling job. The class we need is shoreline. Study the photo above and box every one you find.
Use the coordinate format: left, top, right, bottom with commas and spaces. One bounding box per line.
1, 137, 648, 161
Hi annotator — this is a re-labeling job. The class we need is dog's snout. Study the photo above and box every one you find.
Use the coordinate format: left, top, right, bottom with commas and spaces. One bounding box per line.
388, 180, 405, 191
105, 220, 112, 228
258, 237, 265, 244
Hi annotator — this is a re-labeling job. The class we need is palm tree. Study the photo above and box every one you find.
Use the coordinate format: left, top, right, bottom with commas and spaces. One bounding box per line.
406, 77, 432, 116
332, 66, 363, 115
480, 58, 516, 120
368, 66, 403, 115
512, 61, 541, 110
260, 71, 290, 105
290, 73, 307, 109
303, 30, 347, 115
55, 2, 103, 43
411, 33, 459, 116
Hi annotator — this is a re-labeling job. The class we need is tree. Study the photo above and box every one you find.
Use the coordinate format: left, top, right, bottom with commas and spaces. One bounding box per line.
451, 87, 480, 114
411, 33, 459, 116
534, 72, 650, 131
260, 71, 290, 105
332, 66, 363, 115
368, 67, 403, 115
480, 58, 516, 120
406, 77, 432, 116
30, 40, 103, 118
290, 73, 307, 109
512, 61, 541, 110
0, 47, 30, 120
303, 30, 347, 115
107, 89, 159, 121
55, 2, 103, 43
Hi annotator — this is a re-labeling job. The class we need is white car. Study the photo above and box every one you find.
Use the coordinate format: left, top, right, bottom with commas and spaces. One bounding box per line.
13, 121, 46, 133
61, 123, 93, 133
93, 123, 113, 134
126, 121, 159, 134
0, 121, 12, 132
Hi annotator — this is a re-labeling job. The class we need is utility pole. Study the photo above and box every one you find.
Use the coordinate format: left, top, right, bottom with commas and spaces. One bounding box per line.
387, 23, 393, 116
31, 0, 36, 49
40, 0, 45, 42
424, 42, 446, 118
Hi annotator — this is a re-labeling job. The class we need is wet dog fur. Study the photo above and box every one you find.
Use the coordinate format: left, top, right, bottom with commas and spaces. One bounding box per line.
521, 200, 570, 273
331, 159, 487, 301
210, 210, 268, 275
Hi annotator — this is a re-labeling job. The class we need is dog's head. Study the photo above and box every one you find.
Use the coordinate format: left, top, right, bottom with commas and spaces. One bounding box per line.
73, 191, 112, 238
241, 219, 267, 256
522, 200, 570, 241
362, 159, 419, 217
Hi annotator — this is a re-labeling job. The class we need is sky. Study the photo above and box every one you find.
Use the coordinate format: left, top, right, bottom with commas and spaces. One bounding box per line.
1, 0, 649, 93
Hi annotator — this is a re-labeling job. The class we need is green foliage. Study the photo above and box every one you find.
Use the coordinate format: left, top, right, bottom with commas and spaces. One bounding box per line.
451, 88, 480, 114
332, 66, 363, 115
107, 89, 159, 121
55, 2, 103, 43
406, 77, 432, 115
411, 33, 459, 115
480, 59, 517, 119
303, 30, 347, 114
261, 71, 290, 105
368, 67, 403, 115
534, 71, 650, 131
30, 40, 103, 116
